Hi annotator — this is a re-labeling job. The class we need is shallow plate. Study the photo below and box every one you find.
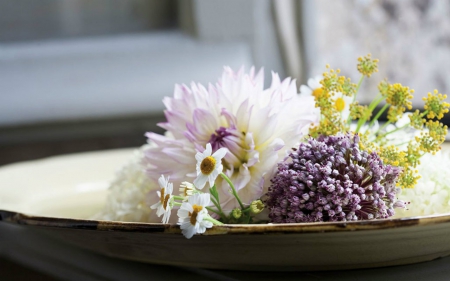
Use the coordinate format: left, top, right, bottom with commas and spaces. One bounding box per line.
1, 149, 450, 271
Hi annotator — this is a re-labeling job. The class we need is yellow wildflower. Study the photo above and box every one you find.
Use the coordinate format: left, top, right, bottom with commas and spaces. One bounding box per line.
422, 90, 450, 120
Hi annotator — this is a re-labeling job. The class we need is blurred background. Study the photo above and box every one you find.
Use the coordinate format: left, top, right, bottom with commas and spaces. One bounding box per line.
1, 0, 450, 167
1, 1, 450, 279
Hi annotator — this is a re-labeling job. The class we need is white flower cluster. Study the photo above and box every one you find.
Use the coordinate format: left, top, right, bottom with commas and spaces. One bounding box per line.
93, 145, 159, 222
395, 148, 450, 217
150, 143, 227, 238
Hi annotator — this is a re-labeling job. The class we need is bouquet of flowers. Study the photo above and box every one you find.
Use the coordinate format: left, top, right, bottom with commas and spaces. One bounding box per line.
97, 55, 449, 239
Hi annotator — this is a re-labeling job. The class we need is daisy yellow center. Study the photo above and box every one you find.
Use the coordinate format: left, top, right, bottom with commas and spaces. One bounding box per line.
312, 87, 323, 99
163, 194, 170, 210
182, 186, 193, 197
189, 204, 203, 225
160, 188, 165, 204
200, 156, 216, 175
334, 97, 346, 112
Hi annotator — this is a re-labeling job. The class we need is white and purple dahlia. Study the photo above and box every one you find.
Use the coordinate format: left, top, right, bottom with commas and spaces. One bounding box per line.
265, 133, 405, 223
145, 67, 319, 215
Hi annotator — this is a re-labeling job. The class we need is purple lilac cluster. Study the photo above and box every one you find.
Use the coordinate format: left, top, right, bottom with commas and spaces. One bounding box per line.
265, 133, 404, 223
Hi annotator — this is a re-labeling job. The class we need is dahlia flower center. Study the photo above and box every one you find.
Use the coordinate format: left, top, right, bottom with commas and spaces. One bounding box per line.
335, 97, 346, 112
209, 127, 246, 168
189, 204, 203, 225
209, 127, 235, 151
200, 156, 216, 175
313, 87, 323, 98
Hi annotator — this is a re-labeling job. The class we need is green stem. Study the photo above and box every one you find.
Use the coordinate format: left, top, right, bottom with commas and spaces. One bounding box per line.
354, 75, 365, 102
206, 206, 226, 219
204, 216, 224, 225
209, 197, 226, 220
172, 195, 186, 201
347, 75, 365, 125
355, 96, 384, 133
220, 173, 245, 209
377, 123, 409, 139
172, 201, 182, 206
369, 103, 389, 127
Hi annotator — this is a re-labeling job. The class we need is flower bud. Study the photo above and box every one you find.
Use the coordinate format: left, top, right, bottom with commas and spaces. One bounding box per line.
231, 208, 242, 219
250, 200, 265, 215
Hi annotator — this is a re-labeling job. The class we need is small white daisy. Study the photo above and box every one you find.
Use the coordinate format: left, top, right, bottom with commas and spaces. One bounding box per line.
179, 181, 196, 201
300, 75, 323, 98
194, 143, 227, 189
177, 193, 213, 239
300, 75, 352, 120
331, 93, 353, 121
150, 175, 173, 224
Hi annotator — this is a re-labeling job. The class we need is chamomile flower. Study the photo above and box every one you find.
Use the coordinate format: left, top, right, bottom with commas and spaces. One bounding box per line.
194, 143, 227, 189
333, 93, 353, 120
150, 175, 173, 224
177, 193, 213, 239
300, 75, 323, 98
179, 181, 196, 201
300, 75, 352, 120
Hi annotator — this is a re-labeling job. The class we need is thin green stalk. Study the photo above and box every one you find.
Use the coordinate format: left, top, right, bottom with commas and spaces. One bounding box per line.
172, 195, 186, 201
220, 173, 245, 209
353, 75, 365, 102
347, 75, 365, 125
355, 96, 385, 133
209, 196, 226, 220
369, 103, 389, 127
206, 206, 226, 219
376, 123, 409, 139
204, 216, 224, 225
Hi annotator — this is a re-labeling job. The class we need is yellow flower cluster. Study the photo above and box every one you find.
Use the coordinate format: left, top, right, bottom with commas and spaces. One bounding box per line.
384, 83, 414, 122
423, 90, 450, 120
309, 66, 357, 137
349, 102, 371, 121
310, 54, 449, 189
357, 54, 379, 77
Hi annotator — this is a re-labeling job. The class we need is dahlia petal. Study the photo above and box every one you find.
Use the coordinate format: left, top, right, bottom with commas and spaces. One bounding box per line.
221, 108, 237, 127
269, 71, 281, 89
270, 138, 285, 151
161, 148, 193, 164
246, 150, 259, 167
192, 109, 219, 139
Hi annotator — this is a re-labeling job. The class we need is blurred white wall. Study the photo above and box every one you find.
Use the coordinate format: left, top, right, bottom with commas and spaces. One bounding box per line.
0, 1, 288, 127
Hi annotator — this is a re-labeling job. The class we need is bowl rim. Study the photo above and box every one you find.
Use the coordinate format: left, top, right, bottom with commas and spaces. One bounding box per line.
2, 209, 450, 236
